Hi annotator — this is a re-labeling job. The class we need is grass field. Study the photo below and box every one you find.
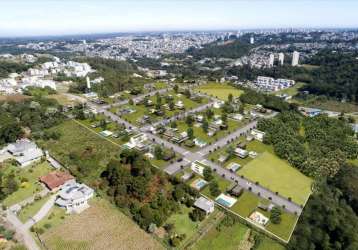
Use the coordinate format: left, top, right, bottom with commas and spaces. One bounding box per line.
274, 82, 305, 97
195, 83, 244, 101
237, 152, 312, 205
2, 162, 53, 207
38, 120, 120, 183
257, 237, 285, 250
40, 198, 162, 250
34, 206, 68, 231
266, 211, 298, 241
192, 221, 248, 250
231, 191, 267, 217
166, 205, 199, 242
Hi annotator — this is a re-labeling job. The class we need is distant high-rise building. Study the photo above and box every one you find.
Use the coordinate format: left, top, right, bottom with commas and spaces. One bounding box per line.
86, 76, 91, 89
278, 53, 285, 66
292, 51, 300, 66
250, 36, 254, 44
268, 54, 275, 67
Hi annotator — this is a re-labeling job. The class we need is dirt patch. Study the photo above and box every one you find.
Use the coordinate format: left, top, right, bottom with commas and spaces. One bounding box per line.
0, 94, 30, 102
41, 199, 163, 250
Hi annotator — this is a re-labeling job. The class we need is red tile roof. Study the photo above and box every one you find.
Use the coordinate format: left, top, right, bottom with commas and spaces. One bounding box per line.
40, 171, 74, 190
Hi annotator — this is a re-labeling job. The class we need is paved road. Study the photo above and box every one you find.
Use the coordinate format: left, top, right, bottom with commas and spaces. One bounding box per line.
9, 188, 49, 212
103, 88, 171, 110
23, 195, 56, 229
6, 210, 40, 250
96, 94, 303, 214
199, 121, 258, 156
141, 101, 216, 131
200, 159, 302, 215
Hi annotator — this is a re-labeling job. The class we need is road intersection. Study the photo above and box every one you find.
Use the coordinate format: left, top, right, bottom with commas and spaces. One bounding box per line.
92, 88, 303, 215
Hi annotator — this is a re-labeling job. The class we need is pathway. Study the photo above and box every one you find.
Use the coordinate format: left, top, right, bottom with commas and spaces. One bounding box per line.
23, 194, 57, 229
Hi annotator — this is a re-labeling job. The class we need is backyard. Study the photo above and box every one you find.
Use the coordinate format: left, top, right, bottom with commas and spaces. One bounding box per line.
192, 219, 248, 250
195, 83, 244, 101
2, 162, 53, 207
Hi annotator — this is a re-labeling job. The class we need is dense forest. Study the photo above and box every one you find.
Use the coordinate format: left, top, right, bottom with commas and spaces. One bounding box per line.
0, 97, 64, 146
187, 39, 253, 59
302, 50, 358, 102
0, 60, 32, 78
257, 112, 358, 249
70, 57, 139, 96
258, 112, 358, 178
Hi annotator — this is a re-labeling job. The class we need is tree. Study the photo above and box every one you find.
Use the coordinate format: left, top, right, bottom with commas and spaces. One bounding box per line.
209, 181, 221, 197
226, 145, 235, 159
202, 119, 209, 133
270, 206, 282, 224
203, 167, 213, 181
99, 119, 107, 130
189, 208, 206, 222
221, 112, 227, 125
187, 127, 194, 140
228, 93, 233, 103
186, 115, 194, 126
206, 109, 214, 119
170, 121, 177, 128
173, 84, 179, 93
154, 145, 163, 160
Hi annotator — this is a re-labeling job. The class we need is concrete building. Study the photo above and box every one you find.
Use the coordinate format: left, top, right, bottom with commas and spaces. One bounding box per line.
56, 182, 94, 213
250, 36, 255, 44
5, 139, 44, 167
194, 197, 215, 215
251, 129, 266, 142
292, 51, 300, 66
278, 53, 285, 65
268, 54, 275, 68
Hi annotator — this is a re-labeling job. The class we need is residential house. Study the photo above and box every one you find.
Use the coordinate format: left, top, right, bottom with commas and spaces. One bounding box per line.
40, 171, 75, 191
55, 182, 94, 214
251, 129, 265, 142
191, 161, 208, 176
6, 139, 43, 167
234, 148, 248, 158
194, 197, 215, 215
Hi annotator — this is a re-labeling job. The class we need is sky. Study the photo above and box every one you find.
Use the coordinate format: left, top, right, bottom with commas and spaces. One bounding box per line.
0, 0, 357, 37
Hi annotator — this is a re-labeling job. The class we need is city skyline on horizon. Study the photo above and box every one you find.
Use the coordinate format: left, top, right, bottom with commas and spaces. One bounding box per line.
1, 0, 358, 37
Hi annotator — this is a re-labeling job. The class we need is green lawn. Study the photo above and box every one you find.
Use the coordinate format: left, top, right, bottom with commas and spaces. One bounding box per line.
34, 206, 68, 231
166, 205, 199, 241
237, 152, 312, 205
266, 211, 298, 241
38, 120, 120, 183
231, 191, 267, 218
257, 237, 286, 250
192, 221, 248, 250
154, 81, 168, 89
18, 195, 51, 223
2, 162, 53, 207
209, 137, 274, 168
195, 83, 244, 101
175, 118, 245, 151
273, 82, 305, 96
201, 174, 232, 199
